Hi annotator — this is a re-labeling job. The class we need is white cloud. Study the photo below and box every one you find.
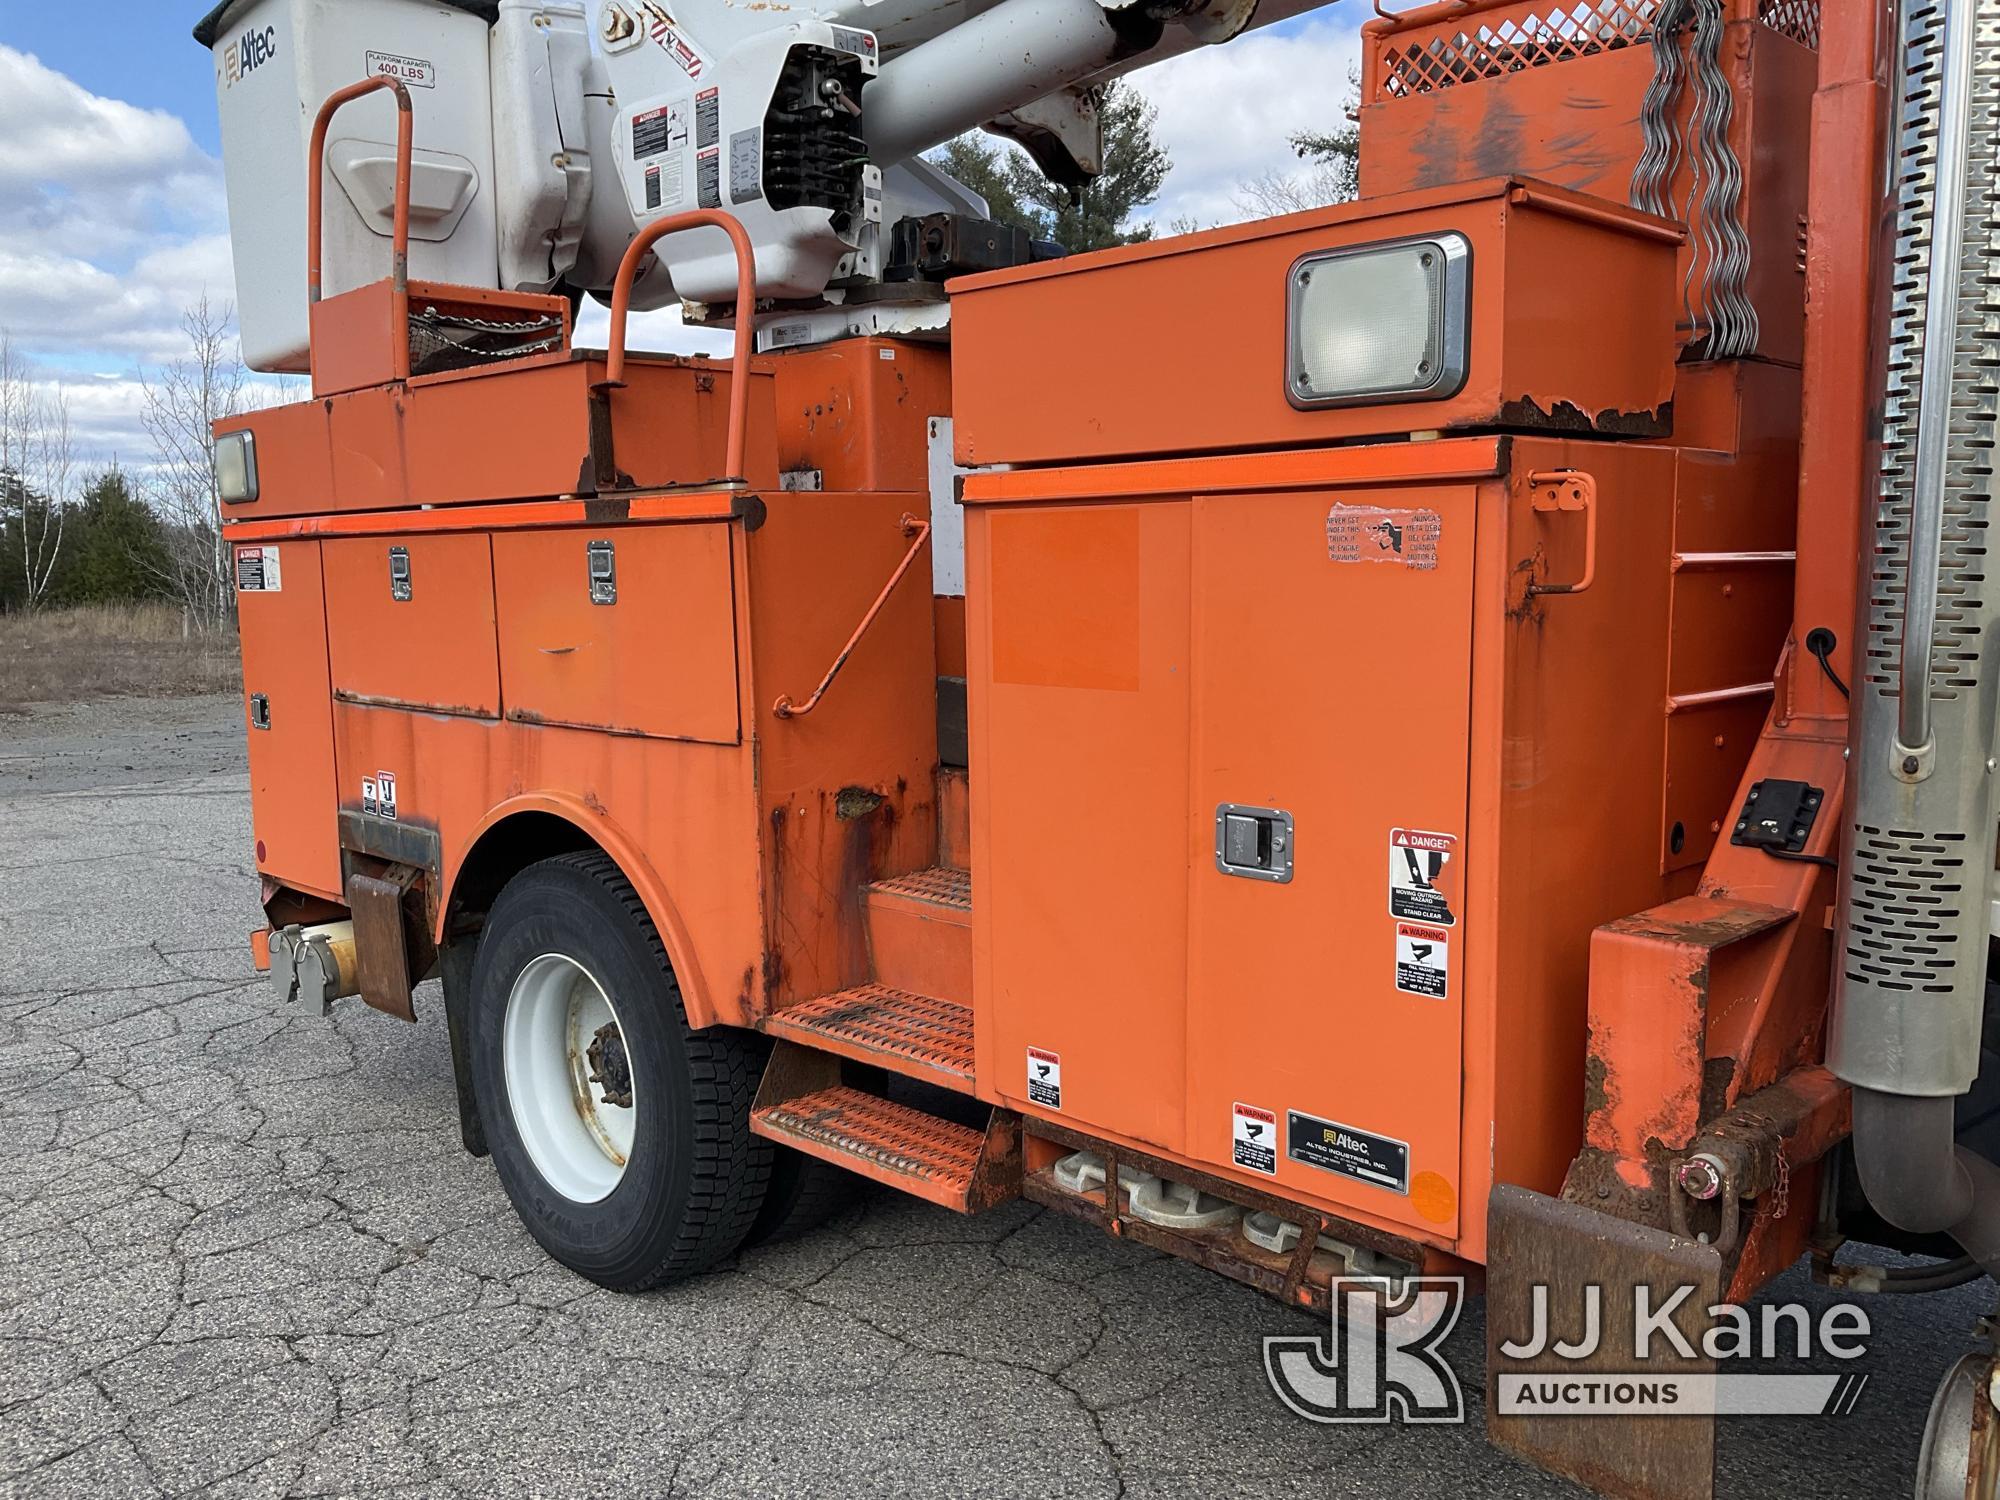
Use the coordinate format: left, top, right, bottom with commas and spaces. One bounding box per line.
1127, 16, 1366, 229
2, 17, 1363, 473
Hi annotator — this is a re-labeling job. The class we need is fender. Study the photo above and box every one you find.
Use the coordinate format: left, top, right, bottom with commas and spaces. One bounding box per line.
443, 791, 720, 1030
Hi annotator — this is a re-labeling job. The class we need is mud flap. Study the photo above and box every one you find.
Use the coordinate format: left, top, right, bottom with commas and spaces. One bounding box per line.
1487, 1184, 1722, 1500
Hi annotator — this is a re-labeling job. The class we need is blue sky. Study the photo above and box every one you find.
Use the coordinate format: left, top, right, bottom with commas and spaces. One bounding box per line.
0, 2, 1361, 467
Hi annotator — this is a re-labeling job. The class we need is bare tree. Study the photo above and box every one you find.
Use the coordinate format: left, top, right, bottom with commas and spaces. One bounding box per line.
0, 331, 73, 610
142, 296, 248, 629
1232, 66, 1363, 223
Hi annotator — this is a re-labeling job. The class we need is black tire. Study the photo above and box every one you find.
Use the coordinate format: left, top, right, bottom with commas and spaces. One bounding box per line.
468, 851, 772, 1290
742, 1148, 856, 1246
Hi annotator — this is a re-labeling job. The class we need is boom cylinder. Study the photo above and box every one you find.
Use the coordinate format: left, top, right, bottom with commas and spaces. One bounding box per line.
862, 0, 1148, 167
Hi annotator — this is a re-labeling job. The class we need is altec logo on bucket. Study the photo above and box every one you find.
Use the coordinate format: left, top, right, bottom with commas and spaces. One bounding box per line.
223, 26, 278, 88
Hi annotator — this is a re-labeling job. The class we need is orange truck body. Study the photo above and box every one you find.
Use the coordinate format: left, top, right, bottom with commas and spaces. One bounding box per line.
224, 7, 1870, 1488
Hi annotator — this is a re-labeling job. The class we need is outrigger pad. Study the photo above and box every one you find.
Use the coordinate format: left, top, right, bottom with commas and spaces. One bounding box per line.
1487, 1184, 1724, 1500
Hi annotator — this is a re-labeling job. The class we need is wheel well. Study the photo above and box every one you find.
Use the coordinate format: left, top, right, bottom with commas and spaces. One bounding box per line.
446, 811, 598, 937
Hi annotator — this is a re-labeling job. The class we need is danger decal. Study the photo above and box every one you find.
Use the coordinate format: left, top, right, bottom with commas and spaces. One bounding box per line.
1394, 922, 1450, 1000
1327, 504, 1441, 570
1026, 1047, 1062, 1110
1389, 827, 1459, 927
1232, 1102, 1278, 1176
234, 545, 282, 593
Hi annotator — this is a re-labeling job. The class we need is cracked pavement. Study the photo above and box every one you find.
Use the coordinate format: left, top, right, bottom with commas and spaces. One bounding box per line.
0, 695, 1991, 1498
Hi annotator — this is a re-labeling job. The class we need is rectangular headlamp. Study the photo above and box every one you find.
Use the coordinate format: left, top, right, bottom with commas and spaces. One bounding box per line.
1286, 233, 1471, 409
214, 429, 259, 505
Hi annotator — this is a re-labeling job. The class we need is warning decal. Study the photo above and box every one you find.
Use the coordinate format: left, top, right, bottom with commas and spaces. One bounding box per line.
1232, 1103, 1278, 1176
363, 772, 398, 822
1327, 504, 1441, 570
1389, 827, 1459, 926
1395, 923, 1450, 999
1287, 1111, 1410, 1194
1026, 1047, 1062, 1109
234, 546, 282, 593
631, 101, 688, 160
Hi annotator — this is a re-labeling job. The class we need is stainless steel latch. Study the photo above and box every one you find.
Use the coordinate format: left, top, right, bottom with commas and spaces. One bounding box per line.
1215, 804, 1294, 883
389, 545, 412, 602
588, 539, 616, 605
249, 693, 271, 730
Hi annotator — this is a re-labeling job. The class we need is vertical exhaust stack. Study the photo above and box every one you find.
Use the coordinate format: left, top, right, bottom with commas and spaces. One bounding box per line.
1831, 0, 2000, 1267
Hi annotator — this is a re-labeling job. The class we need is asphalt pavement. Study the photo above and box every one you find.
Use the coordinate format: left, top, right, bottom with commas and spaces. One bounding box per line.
0, 694, 1987, 1497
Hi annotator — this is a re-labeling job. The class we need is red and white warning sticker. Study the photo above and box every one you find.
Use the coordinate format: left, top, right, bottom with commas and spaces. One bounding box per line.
1232, 1102, 1278, 1176
1026, 1047, 1062, 1109
234, 545, 282, 593
1395, 922, 1450, 999
1389, 828, 1459, 926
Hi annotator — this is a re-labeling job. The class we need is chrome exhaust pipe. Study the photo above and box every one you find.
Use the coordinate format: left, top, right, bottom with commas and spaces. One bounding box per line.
1830, 0, 2000, 1264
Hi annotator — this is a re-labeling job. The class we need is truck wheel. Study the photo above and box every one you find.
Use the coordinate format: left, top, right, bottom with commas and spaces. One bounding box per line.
742, 1148, 854, 1246
469, 852, 771, 1290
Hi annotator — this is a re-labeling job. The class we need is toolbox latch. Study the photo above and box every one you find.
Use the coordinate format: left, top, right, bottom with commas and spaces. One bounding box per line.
1215, 803, 1295, 884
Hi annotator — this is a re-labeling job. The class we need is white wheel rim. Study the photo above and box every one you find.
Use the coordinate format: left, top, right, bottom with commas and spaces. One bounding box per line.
502, 953, 638, 1204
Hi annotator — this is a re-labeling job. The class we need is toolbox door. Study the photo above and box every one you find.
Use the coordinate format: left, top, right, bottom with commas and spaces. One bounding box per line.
235, 540, 343, 900
1185, 485, 1476, 1240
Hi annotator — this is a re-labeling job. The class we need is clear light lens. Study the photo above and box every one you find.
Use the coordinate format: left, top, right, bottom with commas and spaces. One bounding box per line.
214, 430, 258, 504
1288, 236, 1468, 407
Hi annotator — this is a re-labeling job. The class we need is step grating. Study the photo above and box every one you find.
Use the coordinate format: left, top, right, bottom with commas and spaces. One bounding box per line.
765, 985, 974, 1088
868, 865, 971, 912
753, 1085, 984, 1196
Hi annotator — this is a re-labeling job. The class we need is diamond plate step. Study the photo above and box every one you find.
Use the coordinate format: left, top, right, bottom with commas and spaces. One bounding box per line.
868, 865, 971, 912
752, 1084, 1003, 1211
763, 984, 975, 1093
864, 866, 972, 1005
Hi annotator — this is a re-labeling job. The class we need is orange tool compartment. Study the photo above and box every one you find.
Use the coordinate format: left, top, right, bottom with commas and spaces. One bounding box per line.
234, 539, 342, 901
492, 525, 740, 744
954, 182, 1785, 1259
323, 533, 501, 719
948, 177, 1681, 468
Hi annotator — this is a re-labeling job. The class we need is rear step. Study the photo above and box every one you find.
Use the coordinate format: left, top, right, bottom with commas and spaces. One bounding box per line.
864, 866, 972, 1005
762, 983, 975, 1093
751, 1045, 1020, 1212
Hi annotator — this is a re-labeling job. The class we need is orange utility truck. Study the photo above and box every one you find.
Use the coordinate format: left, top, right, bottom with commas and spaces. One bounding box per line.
197, 0, 1997, 1493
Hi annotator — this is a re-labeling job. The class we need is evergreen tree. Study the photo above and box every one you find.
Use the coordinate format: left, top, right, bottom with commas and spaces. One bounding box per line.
927, 82, 1171, 253
60, 468, 169, 605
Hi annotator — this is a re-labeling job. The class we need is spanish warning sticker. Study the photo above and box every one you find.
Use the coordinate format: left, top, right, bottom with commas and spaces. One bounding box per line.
1395, 923, 1450, 999
1287, 1110, 1410, 1194
1232, 1102, 1278, 1176
1027, 1047, 1062, 1109
1327, 504, 1442, 570
1389, 828, 1459, 926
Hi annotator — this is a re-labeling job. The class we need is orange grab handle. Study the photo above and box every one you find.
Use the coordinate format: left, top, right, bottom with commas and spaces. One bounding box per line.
307, 76, 414, 378
773, 514, 932, 720
599, 211, 759, 485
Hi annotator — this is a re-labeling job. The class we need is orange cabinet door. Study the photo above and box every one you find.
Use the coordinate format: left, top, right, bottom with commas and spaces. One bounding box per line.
491, 524, 740, 745
235, 540, 343, 900
323, 534, 500, 718
972, 501, 1194, 1154
1184, 486, 1478, 1239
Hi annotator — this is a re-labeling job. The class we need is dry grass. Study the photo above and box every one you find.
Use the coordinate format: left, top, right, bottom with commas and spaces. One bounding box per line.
0, 604, 240, 710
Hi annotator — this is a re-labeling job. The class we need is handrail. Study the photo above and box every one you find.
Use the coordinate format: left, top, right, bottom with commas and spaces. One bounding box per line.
307, 76, 414, 380
773, 514, 932, 720
598, 210, 758, 484
1899, 0, 1975, 768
